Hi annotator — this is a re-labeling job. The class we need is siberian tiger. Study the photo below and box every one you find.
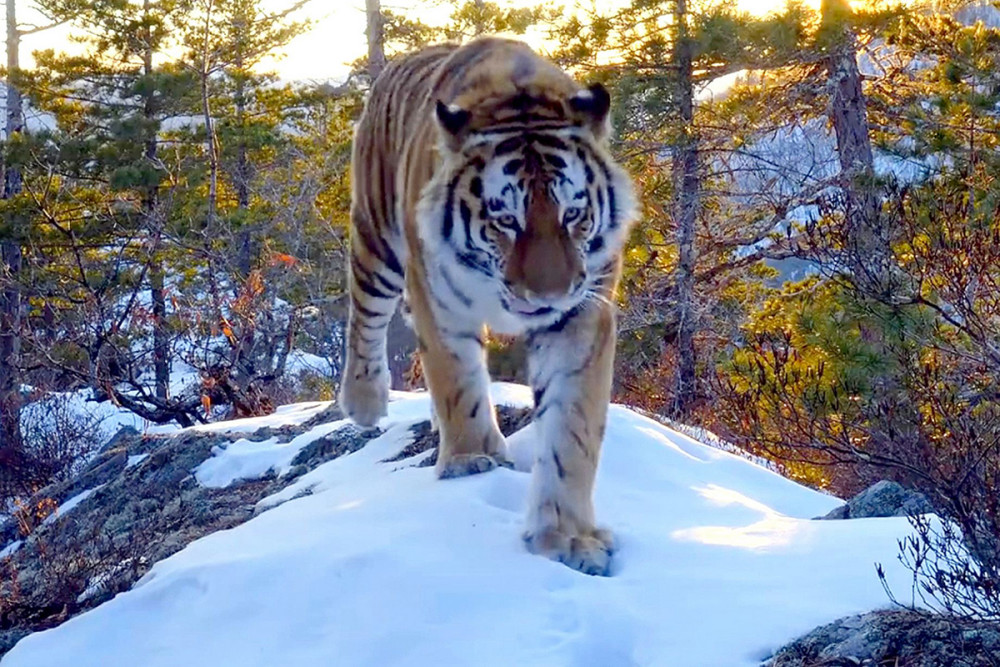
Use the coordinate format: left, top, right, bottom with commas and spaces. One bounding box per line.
340, 37, 636, 576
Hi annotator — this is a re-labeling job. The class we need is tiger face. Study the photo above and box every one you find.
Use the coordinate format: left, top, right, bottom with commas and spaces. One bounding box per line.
417, 84, 634, 334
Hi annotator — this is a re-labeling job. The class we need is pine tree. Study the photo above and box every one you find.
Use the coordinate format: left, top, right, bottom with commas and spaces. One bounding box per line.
819, 0, 888, 291
0, 0, 27, 451
714, 4, 1000, 610
1, 0, 76, 456
379, 0, 558, 57
550, 0, 811, 419
171, 0, 321, 415
20, 0, 202, 423
671, 0, 698, 418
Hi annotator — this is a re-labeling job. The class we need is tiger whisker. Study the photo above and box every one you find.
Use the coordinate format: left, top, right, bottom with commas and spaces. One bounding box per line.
583, 289, 614, 309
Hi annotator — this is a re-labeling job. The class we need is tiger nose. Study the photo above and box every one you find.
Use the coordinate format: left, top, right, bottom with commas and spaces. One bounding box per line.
523, 271, 586, 300
523, 248, 579, 296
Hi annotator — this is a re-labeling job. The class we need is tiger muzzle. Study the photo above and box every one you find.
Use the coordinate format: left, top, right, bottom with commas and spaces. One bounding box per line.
505, 228, 583, 302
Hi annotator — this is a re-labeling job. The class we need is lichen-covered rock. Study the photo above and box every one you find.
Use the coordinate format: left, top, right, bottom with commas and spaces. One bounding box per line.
766, 609, 1000, 666
101, 426, 141, 452
380, 404, 532, 468
0, 403, 537, 657
819, 480, 933, 520
0, 419, 355, 656
291, 424, 379, 470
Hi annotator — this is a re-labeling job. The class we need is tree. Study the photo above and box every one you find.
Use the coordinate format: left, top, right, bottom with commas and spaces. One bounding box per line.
0, 0, 358, 467
168, 0, 332, 416
715, 4, 1000, 620
1, 0, 70, 453
378, 0, 559, 60
18, 0, 205, 423
366, 0, 385, 80
671, 0, 698, 418
549, 0, 812, 419
362, 0, 415, 389
0, 0, 27, 450
819, 0, 888, 292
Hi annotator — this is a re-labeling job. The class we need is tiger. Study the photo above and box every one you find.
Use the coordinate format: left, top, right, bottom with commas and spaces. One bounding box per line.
340, 37, 637, 576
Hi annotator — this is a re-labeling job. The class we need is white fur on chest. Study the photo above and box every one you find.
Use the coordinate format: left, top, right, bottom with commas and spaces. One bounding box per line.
421, 257, 532, 336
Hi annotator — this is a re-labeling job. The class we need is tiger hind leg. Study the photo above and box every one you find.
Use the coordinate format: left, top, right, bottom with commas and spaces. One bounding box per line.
340, 219, 406, 427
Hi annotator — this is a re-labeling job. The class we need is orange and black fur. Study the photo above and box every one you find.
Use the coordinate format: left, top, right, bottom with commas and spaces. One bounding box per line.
340, 38, 636, 576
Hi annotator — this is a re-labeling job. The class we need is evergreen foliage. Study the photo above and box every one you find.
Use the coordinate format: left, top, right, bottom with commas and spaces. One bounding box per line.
0, 0, 997, 625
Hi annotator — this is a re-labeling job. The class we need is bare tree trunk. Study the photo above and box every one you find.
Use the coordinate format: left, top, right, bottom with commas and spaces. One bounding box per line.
473, 0, 486, 36
822, 0, 918, 451
143, 0, 169, 402
232, 48, 259, 388
822, 0, 886, 290
234, 62, 253, 280
365, 0, 414, 388
150, 260, 169, 400
201, 0, 219, 231
197, 0, 225, 336
365, 0, 386, 80
671, 0, 698, 420
1, 0, 24, 448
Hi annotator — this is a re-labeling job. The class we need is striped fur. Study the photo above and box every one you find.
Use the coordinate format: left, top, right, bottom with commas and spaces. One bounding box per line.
340, 38, 636, 576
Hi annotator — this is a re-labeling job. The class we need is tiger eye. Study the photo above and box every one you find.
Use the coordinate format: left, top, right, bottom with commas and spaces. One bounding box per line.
563, 207, 585, 226
490, 213, 520, 236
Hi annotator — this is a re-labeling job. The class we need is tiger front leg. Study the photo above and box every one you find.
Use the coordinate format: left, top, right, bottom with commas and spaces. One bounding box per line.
523, 301, 617, 576
424, 328, 509, 478
407, 276, 507, 478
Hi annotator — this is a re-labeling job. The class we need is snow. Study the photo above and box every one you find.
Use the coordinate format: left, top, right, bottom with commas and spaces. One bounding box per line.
0, 540, 22, 559
189, 400, 334, 436
194, 416, 353, 489
41, 486, 106, 527
2, 385, 918, 667
193, 385, 533, 489
19, 388, 178, 445
125, 454, 148, 469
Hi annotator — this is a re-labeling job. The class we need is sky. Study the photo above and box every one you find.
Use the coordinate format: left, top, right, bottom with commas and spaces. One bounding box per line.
12, 0, 811, 84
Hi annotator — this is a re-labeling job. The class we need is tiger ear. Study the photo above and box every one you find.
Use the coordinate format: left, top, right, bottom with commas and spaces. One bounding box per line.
569, 83, 611, 135
435, 100, 472, 149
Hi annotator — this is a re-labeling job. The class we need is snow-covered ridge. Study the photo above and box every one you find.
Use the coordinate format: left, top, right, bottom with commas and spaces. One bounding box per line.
2, 385, 917, 667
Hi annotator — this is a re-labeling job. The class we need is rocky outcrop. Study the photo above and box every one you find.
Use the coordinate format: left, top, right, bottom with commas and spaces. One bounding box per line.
0, 405, 532, 657
767, 609, 1000, 667
819, 480, 933, 520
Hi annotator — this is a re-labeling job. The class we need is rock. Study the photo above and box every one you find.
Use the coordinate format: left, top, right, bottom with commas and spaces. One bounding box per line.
380, 405, 532, 466
822, 504, 850, 520
299, 404, 345, 430
290, 423, 376, 469
0, 403, 536, 659
0, 630, 30, 658
28, 450, 127, 517
819, 480, 933, 520
767, 609, 1000, 667
0, 416, 391, 660
101, 425, 141, 452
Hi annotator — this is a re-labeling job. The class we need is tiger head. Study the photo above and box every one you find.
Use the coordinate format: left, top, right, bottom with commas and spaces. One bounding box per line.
417, 45, 636, 329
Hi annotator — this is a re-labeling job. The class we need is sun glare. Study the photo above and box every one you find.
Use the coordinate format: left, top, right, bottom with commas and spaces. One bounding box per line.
13, 0, 821, 84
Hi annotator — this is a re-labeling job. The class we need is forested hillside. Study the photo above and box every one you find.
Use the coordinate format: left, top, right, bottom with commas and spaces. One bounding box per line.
0, 0, 998, 657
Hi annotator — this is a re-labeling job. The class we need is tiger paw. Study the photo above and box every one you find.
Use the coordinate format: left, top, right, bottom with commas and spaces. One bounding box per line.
436, 453, 512, 479
523, 526, 616, 577
340, 370, 389, 427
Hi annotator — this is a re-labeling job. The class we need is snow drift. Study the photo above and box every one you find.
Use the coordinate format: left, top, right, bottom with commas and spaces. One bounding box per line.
2, 384, 917, 667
